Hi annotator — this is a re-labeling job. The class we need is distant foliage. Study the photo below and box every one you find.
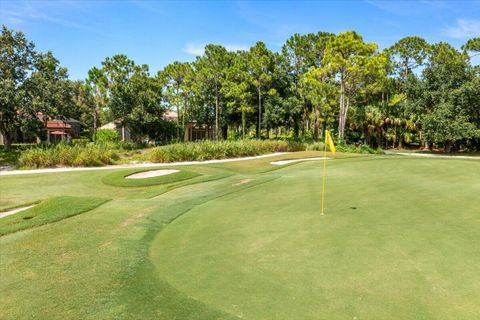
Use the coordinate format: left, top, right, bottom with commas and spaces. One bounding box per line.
335, 144, 383, 154
72, 138, 91, 146
306, 142, 326, 151
95, 129, 119, 142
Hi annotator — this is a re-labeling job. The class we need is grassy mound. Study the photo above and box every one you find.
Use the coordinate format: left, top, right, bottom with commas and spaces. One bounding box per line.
0, 196, 109, 236
147, 140, 304, 163
102, 169, 201, 187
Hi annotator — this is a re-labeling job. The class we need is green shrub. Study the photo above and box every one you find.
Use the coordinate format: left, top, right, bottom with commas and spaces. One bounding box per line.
306, 142, 326, 151
95, 129, 119, 142
335, 144, 383, 154
148, 140, 305, 163
72, 138, 90, 146
115, 141, 149, 150
19, 143, 119, 168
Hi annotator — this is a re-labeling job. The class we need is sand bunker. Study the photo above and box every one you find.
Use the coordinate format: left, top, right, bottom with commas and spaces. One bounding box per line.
126, 169, 179, 179
0, 205, 36, 219
271, 157, 329, 165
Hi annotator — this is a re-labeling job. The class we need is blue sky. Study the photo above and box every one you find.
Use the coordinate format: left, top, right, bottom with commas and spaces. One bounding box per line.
1, 0, 479, 80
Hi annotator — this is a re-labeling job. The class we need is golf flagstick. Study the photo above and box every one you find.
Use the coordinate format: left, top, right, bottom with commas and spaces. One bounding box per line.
320, 131, 328, 215
321, 130, 336, 215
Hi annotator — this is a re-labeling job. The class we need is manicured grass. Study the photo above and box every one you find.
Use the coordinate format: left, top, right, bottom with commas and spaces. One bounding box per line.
0, 196, 109, 236
0, 152, 479, 319
102, 168, 201, 187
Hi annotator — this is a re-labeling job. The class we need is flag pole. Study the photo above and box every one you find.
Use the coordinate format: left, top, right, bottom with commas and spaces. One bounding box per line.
320, 130, 328, 215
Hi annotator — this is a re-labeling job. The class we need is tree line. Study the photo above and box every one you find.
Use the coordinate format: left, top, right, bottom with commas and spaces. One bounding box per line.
1, 25, 479, 151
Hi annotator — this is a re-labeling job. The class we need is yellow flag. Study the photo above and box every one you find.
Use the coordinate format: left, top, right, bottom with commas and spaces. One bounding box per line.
325, 130, 336, 154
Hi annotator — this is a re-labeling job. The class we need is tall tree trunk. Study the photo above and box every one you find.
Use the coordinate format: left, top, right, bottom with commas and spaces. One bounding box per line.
175, 104, 180, 141
93, 110, 97, 142
445, 141, 452, 153
343, 96, 351, 139
257, 89, 262, 139
339, 71, 346, 142
222, 124, 228, 141
2, 131, 12, 151
175, 86, 180, 141
293, 121, 299, 138
215, 85, 219, 140
242, 110, 245, 139
313, 109, 319, 141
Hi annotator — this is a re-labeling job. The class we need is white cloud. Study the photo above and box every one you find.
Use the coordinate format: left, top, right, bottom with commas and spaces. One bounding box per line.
183, 43, 206, 56
183, 42, 249, 56
0, 1, 119, 38
224, 44, 249, 52
445, 19, 480, 39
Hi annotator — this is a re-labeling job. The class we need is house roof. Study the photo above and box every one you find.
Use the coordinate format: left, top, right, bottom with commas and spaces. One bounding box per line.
99, 122, 119, 130
46, 121, 72, 130
163, 110, 178, 121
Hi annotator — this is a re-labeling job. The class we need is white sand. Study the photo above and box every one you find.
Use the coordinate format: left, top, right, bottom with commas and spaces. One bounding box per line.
0, 205, 36, 219
385, 152, 480, 160
126, 169, 179, 179
271, 157, 329, 165
0, 152, 287, 176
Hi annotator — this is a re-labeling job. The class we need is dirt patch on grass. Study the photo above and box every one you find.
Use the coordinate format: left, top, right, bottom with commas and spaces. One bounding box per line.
120, 212, 145, 228
234, 178, 252, 186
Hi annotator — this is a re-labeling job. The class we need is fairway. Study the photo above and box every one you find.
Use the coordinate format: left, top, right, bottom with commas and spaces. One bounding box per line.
1, 153, 479, 319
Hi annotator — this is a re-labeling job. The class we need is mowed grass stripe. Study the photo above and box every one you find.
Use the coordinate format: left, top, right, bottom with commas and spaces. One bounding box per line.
0, 196, 110, 236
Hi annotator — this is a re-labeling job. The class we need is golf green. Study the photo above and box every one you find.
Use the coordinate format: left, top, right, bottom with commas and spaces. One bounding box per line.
1, 153, 479, 319
151, 157, 480, 319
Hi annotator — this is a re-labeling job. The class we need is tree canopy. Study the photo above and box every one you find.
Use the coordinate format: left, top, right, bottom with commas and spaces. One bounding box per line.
1, 24, 479, 151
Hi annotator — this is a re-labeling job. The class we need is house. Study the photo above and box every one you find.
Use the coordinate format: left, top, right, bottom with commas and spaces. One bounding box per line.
0, 114, 81, 145
97, 110, 217, 143
44, 116, 81, 143
164, 110, 215, 141
184, 122, 216, 141
99, 111, 180, 142
163, 110, 216, 142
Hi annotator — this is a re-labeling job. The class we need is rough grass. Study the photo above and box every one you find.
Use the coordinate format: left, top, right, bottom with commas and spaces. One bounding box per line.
0, 196, 109, 236
18, 143, 119, 168
147, 140, 304, 163
102, 169, 201, 187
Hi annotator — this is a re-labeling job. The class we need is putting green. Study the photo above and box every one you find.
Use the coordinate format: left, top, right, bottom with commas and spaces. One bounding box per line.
151, 158, 480, 320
